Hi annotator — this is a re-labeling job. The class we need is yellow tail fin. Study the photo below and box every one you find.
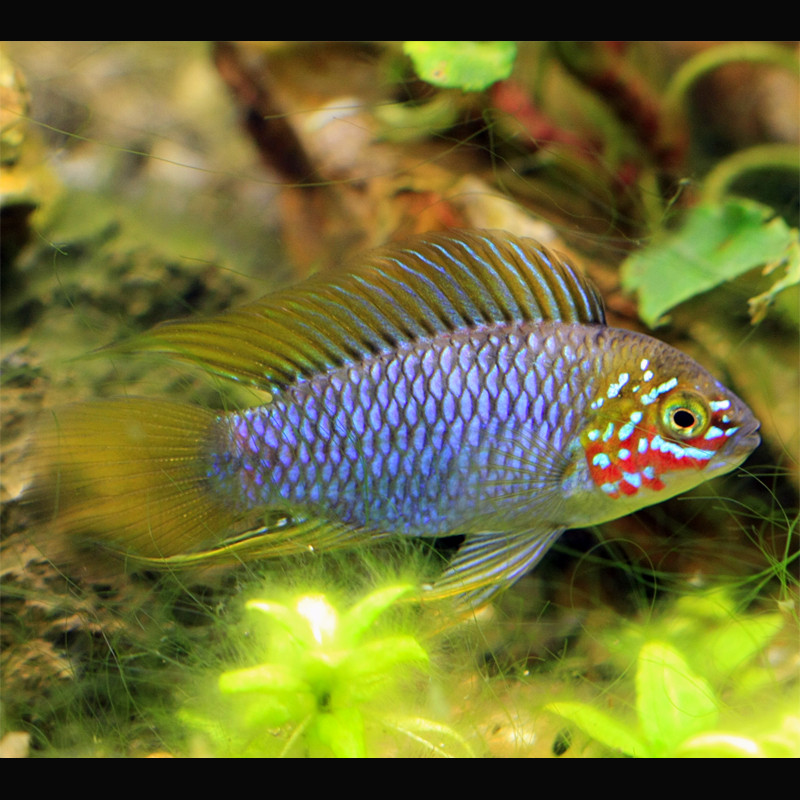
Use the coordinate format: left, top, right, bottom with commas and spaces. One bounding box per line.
31, 398, 237, 559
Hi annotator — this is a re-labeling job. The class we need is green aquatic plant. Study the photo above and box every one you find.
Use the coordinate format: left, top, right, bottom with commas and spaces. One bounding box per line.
621, 196, 799, 327
403, 41, 517, 92
546, 592, 796, 757
618, 41, 800, 327
187, 584, 472, 757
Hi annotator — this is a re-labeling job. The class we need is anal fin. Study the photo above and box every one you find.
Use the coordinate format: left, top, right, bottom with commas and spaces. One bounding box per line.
125, 516, 386, 569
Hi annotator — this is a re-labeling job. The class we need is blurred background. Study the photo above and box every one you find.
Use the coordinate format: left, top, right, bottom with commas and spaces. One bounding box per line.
1, 41, 797, 757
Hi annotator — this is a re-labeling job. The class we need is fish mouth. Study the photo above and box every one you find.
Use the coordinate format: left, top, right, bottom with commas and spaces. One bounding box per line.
741, 417, 762, 447
719, 419, 761, 467
744, 424, 761, 449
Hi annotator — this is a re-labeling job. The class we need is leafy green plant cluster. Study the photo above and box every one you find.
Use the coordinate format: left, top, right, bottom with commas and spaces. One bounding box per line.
621, 198, 798, 327
546, 592, 796, 757
182, 584, 472, 757
400, 42, 799, 325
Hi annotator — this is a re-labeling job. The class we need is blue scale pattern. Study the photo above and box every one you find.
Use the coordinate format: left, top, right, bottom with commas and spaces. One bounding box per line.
208, 321, 598, 537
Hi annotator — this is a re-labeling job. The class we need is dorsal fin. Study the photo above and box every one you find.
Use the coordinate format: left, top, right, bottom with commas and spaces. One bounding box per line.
133, 230, 606, 392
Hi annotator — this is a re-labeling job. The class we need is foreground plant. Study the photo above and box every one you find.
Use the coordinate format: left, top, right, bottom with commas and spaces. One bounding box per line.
546, 594, 796, 757
194, 584, 471, 757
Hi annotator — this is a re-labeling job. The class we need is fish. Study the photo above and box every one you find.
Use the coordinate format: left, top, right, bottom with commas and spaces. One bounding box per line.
33, 229, 761, 607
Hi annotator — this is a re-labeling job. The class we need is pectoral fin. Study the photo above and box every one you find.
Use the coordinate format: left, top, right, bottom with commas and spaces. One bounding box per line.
424, 528, 565, 609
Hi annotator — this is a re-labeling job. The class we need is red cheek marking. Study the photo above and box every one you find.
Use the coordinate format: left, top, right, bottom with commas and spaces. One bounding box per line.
644, 475, 665, 491
583, 423, 721, 500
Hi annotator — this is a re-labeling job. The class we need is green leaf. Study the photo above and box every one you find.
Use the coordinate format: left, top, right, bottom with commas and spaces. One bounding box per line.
246, 599, 317, 647
675, 731, 764, 758
218, 663, 308, 695
706, 614, 784, 678
637, 642, 719, 755
238, 690, 315, 731
340, 584, 414, 644
545, 702, 649, 757
621, 199, 799, 326
340, 636, 429, 701
404, 42, 517, 92
374, 94, 460, 142
310, 708, 367, 758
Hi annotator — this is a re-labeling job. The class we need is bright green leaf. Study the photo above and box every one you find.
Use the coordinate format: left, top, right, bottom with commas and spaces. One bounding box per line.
671, 588, 739, 622
676, 731, 764, 757
311, 707, 367, 758
340, 584, 414, 644
404, 42, 517, 92
295, 595, 339, 645
545, 702, 649, 757
621, 199, 798, 326
246, 599, 317, 647
341, 636, 429, 698
637, 642, 719, 754
238, 690, 315, 731
706, 614, 784, 678
218, 663, 308, 695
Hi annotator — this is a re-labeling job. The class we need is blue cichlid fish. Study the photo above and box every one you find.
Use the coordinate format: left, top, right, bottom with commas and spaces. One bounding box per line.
36, 230, 760, 606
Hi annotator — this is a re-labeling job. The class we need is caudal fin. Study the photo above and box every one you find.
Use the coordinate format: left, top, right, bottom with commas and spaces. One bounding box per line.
31, 398, 238, 559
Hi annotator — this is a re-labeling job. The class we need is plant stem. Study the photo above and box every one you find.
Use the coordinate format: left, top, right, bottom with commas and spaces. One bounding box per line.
702, 144, 800, 204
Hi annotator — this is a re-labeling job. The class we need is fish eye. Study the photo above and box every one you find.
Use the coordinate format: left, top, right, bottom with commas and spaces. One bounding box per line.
659, 390, 710, 439
672, 408, 696, 429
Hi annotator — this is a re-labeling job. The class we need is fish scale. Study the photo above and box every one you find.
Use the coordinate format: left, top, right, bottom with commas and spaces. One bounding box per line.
34, 229, 761, 607
209, 322, 597, 538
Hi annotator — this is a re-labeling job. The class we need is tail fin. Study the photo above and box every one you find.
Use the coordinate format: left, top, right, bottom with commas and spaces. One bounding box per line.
31, 398, 238, 559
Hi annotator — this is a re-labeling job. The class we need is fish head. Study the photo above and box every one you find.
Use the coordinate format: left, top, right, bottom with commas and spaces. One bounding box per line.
573, 327, 760, 521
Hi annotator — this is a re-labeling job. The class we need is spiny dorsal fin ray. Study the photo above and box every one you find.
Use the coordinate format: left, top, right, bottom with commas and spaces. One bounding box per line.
134, 230, 606, 392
